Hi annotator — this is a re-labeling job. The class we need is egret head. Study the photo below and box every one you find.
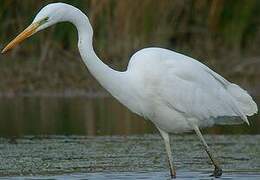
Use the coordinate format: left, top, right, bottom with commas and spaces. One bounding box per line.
1, 3, 68, 53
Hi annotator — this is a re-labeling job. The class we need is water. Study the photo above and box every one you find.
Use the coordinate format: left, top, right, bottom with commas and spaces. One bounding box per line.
0, 97, 155, 136
0, 135, 259, 179
0, 97, 259, 136
3, 172, 260, 180
0, 97, 259, 179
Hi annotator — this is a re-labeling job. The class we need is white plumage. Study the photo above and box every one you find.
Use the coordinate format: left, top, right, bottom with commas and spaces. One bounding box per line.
127, 48, 257, 132
2, 3, 258, 178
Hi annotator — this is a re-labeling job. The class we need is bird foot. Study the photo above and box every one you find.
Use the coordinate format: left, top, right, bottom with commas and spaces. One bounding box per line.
170, 174, 176, 179
210, 167, 222, 178
170, 170, 176, 179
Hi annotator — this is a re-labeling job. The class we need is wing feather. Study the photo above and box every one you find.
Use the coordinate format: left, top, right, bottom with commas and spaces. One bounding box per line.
129, 48, 257, 126
156, 56, 251, 125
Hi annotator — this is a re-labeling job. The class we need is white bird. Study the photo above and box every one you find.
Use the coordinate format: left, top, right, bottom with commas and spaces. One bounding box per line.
2, 3, 258, 179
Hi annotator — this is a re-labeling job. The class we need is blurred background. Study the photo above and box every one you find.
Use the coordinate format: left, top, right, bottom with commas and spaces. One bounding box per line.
0, 0, 259, 136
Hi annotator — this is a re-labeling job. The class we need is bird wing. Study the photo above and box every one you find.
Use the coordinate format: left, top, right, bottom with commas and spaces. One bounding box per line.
154, 53, 256, 125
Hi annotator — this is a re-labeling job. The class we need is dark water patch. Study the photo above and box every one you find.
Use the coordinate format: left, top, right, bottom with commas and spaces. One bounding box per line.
0, 97, 259, 137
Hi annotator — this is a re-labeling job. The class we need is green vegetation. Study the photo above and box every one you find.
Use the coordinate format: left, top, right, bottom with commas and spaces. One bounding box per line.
0, 0, 259, 95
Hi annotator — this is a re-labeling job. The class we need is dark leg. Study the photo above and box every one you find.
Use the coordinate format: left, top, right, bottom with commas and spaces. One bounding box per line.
193, 125, 222, 177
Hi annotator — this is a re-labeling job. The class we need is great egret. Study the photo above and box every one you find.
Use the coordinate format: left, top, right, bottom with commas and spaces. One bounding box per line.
2, 3, 258, 179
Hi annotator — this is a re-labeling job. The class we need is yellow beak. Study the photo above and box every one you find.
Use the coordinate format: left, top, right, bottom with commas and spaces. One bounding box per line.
1, 22, 40, 54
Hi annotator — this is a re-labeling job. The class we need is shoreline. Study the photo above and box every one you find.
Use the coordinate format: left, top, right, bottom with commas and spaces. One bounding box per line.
0, 90, 110, 98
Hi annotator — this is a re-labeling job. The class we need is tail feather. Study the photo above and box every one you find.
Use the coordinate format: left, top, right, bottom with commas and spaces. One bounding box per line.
227, 84, 258, 116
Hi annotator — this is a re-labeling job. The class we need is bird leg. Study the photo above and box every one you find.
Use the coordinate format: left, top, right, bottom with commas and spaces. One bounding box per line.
158, 128, 176, 179
193, 125, 222, 178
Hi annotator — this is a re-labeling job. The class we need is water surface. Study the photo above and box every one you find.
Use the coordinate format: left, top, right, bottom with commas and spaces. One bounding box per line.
0, 135, 259, 179
0, 97, 259, 136
0, 97, 259, 179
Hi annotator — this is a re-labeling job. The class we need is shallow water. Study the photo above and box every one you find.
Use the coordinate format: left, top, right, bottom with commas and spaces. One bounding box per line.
0, 97, 259, 179
3, 171, 260, 180
0, 135, 259, 179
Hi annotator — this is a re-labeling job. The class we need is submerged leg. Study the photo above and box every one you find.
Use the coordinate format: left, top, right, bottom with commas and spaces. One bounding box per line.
157, 127, 176, 179
193, 125, 222, 177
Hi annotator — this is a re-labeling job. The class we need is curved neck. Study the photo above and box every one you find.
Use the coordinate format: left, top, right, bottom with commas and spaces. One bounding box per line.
64, 5, 126, 98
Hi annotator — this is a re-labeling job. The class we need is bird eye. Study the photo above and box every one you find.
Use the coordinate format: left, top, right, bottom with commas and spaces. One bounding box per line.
44, 17, 49, 21
39, 17, 49, 25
